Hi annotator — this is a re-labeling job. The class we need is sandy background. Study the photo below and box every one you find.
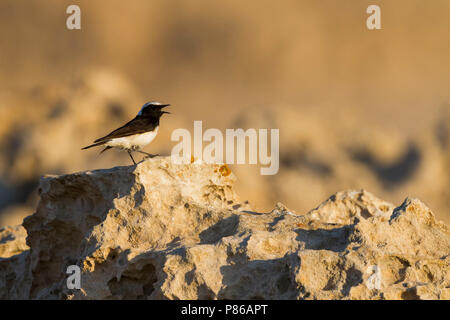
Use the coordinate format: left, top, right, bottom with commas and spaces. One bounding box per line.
0, 0, 449, 226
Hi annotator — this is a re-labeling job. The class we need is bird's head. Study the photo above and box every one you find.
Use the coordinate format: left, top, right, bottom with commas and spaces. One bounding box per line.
137, 101, 170, 117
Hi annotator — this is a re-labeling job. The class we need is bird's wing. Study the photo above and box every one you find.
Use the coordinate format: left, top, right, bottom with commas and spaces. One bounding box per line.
94, 117, 157, 143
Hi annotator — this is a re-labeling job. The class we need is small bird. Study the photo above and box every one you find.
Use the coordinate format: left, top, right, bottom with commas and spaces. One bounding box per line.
82, 101, 170, 164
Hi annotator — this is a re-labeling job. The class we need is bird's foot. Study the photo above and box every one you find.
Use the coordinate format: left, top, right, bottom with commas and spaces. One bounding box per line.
137, 150, 160, 159
143, 153, 160, 159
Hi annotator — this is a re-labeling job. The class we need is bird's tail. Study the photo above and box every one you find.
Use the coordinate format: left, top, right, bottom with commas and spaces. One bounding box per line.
81, 142, 105, 150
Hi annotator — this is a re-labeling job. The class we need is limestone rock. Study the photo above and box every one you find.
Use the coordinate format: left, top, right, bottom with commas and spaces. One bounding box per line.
1, 157, 449, 299
0, 225, 28, 259
0, 225, 31, 299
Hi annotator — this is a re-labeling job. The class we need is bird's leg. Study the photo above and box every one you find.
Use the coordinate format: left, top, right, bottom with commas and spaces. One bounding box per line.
136, 150, 159, 158
127, 150, 137, 165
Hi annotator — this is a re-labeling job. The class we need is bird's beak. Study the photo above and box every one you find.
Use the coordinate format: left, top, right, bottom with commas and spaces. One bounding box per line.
160, 104, 170, 114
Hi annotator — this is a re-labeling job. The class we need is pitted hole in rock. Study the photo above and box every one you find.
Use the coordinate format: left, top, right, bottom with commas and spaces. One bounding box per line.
342, 266, 363, 295
360, 208, 372, 219
295, 225, 353, 252
107, 264, 157, 299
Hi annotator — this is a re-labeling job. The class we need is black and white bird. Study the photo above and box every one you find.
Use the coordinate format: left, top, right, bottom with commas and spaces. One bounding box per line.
82, 101, 170, 164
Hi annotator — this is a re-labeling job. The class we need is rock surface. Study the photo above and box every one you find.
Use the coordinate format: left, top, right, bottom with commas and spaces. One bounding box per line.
1, 157, 449, 300
0, 225, 31, 299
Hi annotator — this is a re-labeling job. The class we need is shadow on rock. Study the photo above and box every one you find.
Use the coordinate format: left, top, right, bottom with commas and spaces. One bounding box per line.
295, 225, 353, 252
218, 258, 296, 300
199, 215, 240, 244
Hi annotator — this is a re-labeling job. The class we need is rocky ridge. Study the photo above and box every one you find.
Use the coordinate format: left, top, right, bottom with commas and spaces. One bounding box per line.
0, 157, 448, 299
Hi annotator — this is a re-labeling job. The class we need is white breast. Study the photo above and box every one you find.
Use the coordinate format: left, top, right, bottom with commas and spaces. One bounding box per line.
106, 127, 158, 150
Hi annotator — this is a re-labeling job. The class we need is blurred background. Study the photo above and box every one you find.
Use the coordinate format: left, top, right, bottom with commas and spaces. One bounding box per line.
0, 0, 449, 226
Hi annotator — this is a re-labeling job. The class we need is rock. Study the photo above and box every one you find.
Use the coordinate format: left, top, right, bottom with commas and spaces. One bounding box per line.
0, 225, 31, 299
0, 225, 29, 259
1, 157, 449, 299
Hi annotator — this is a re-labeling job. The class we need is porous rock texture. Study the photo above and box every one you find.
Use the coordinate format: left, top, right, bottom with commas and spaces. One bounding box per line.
0, 225, 31, 299
1, 157, 449, 300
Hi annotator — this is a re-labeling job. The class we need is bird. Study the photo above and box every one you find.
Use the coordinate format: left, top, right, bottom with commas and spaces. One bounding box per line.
82, 101, 170, 164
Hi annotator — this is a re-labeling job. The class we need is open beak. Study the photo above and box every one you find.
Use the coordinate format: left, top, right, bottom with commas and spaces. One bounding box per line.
160, 104, 170, 114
